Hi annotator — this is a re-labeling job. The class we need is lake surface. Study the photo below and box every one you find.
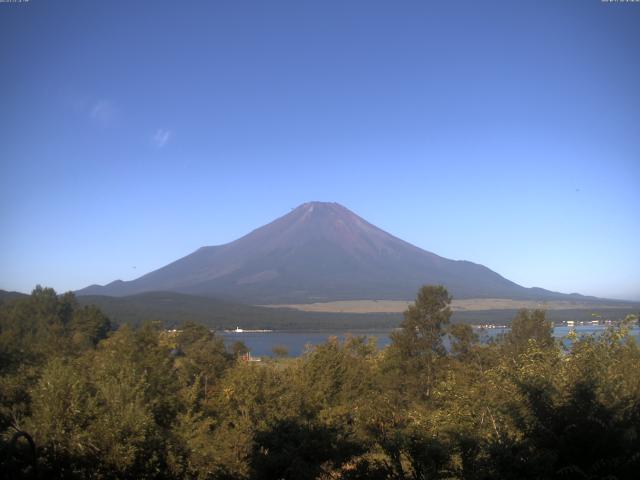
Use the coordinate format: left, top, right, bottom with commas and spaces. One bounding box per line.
220, 325, 640, 357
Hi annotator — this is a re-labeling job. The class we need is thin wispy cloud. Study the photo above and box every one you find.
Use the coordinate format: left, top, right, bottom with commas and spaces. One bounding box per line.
152, 129, 172, 148
89, 99, 117, 126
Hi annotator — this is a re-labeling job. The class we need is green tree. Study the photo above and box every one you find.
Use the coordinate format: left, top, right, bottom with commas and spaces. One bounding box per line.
385, 285, 452, 399
175, 322, 233, 401
448, 323, 479, 360
231, 340, 250, 358
250, 418, 362, 480
505, 309, 554, 359
272, 345, 289, 358
24, 357, 96, 477
69, 304, 111, 347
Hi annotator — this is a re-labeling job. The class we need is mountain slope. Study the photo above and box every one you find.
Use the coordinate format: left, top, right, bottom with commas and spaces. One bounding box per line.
0, 290, 28, 304
77, 202, 591, 303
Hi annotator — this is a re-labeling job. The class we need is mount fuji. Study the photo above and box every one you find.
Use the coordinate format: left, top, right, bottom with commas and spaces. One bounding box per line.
77, 202, 590, 304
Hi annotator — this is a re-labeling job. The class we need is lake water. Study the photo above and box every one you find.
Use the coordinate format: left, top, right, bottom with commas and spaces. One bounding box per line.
220, 325, 640, 357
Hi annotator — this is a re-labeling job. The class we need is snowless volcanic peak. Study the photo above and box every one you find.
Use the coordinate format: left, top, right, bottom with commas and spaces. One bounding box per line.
77, 201, 587, 303
268, 202, 399, 255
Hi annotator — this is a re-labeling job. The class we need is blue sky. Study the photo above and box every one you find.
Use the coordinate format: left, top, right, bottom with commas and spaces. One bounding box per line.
1, 0, 639, 300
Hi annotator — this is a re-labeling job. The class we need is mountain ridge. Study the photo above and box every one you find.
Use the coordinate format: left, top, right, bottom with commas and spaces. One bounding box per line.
77, 202, 597, 303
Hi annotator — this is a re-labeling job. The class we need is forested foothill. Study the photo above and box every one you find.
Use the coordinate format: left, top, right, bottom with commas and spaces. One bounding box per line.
1, 285, 639, 479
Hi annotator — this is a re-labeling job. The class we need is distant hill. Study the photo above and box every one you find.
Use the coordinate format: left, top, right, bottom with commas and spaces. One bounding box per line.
2, 289, 635, 330
77, 201, 601, 303
77, 291, 401, 331
78, 292, 637, 330
0, 290, 28, 303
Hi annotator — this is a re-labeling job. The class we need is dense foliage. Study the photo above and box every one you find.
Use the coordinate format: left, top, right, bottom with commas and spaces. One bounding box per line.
1, 285, 639, 479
